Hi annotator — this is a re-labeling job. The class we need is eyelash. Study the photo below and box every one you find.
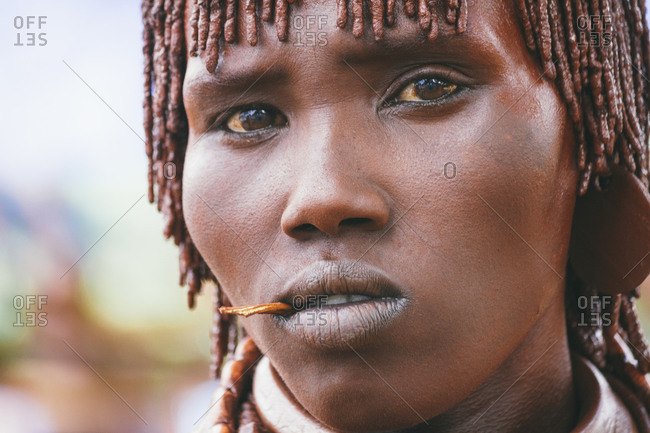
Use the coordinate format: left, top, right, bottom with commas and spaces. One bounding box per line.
214, 104, 286, 137
211, 74, 464, 136
383, 71, 465, 108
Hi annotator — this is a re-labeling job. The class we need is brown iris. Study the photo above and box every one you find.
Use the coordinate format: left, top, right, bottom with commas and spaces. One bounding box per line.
226, 107, 286, 133
396, 78, 457, 102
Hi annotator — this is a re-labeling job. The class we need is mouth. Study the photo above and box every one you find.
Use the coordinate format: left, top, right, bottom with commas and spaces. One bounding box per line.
273, 260, 409, 350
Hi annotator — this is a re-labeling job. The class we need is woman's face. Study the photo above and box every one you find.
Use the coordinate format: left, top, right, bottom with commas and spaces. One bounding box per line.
182, 0, 579, 431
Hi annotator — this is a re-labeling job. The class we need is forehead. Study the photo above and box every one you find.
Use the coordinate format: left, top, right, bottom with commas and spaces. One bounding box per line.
181, 0, 529, 96
185, 0, 517, 55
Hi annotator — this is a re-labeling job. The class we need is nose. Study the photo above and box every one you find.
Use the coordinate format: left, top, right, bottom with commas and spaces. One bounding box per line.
280, 155, 390, 239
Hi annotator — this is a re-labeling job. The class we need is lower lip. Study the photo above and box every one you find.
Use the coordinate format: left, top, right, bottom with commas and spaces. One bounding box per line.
274, 298, 408, 350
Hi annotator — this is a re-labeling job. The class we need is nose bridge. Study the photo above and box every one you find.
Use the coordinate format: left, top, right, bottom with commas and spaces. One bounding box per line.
295, 137, 360, 208
280, 109, 390, 238
302, 111, 354, 184
293, 103, 367, 191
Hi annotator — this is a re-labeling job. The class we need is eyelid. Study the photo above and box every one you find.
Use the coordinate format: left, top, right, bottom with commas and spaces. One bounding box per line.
380, 65, 472, 107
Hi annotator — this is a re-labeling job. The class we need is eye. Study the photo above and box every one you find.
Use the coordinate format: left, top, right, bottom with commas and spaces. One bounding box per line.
394, 77, 458, 103
225, 106, 286, 133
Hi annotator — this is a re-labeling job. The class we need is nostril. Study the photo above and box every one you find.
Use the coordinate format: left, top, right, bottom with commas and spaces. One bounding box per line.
340, 217, 375, 228
295, 223, 319, 234
281, 192, 391, 238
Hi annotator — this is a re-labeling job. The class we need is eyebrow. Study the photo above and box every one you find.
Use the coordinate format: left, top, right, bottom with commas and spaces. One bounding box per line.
185, 29, 495, 95
342, 34, 491, 72
185, 62, 288, 93
346, 31, 462, 57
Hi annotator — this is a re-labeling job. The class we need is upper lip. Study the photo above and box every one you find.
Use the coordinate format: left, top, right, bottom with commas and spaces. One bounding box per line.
276, 260, 405, 309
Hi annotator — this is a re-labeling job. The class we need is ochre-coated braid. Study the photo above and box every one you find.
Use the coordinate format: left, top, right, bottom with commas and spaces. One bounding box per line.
209, 337, 263, 432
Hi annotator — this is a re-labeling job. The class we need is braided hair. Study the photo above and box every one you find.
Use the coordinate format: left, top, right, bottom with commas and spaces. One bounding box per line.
141, 0, 650, 424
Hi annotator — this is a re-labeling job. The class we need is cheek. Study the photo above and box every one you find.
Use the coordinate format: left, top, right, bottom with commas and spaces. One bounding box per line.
182, 136, 284, 302
468, 85, 578, 285
407, 82, 577, 351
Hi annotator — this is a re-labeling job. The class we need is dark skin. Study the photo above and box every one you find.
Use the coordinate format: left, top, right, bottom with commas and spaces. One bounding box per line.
182, 0, 580, 432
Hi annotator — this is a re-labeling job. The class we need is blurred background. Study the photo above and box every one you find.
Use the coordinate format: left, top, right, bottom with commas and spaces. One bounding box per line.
0, 1, 214, 432
1, 1, 650, 433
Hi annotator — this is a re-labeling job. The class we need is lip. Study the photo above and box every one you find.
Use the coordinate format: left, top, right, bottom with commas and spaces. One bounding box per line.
273, 260, 409, 350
